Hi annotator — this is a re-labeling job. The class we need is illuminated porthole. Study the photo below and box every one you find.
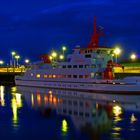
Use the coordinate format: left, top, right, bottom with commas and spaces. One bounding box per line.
36, 74, 40, 78
44, 74, 48, 78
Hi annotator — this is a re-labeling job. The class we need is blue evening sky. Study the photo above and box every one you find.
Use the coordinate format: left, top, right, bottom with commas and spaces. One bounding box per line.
0, 0, 140, 63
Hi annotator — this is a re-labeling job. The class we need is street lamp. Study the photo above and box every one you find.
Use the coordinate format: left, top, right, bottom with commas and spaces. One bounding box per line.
130, 53, 136, 61
15, 55, 20, 67
25, 59, 30, 64
114, 47, 121, 63
51, 51, 57, 61
62, 46, 67, 55
0, 60, 4, 66
11, 51, 16, 67
59, 54, 64, 60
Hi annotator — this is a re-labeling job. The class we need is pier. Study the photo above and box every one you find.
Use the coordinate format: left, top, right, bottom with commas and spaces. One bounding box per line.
0, 66, 26, 85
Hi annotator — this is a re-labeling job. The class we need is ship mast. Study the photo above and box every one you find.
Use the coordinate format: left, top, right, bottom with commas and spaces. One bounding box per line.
87, 17, 103, 48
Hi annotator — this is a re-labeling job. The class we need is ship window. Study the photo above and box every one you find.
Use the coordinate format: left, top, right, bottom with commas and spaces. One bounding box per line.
64, 75, 66, 78
31, 73, 33, 76
73, 75, 77, 78
73, 65, 77, 68
79, 65, 83, 68
36, 74, 40, 78
85, 65, 89, 68
68, 100, 72, 105
74, 111, 78, 116
73, 101, 77, 106
62, 65, 66, 68
68, 75, 71, 78
68, 65, 72, 68
57, 75, 61, 78
49, 74, 52, 78
68, 110, 72, 115
79, 75, 83, 78
85, 54, 91, 58
44, 74, 48, 78
85, 75, 89, 78
91, 73, 95, 78
79, 112, 83, 116
91, 64, 96, 68
85, 50, 87, 53
85, 113, 90, 117
53, 74, 56, 78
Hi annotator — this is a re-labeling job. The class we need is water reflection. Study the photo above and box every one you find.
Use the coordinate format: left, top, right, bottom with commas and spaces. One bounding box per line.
17, 86, 140, 139
0, 86, 5, 106
11, 86, 23, 128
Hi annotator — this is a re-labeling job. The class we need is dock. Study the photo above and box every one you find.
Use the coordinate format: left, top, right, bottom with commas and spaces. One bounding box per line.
0, 66, 25, 85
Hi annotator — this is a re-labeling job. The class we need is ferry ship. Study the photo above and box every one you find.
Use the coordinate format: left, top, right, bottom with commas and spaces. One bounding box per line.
15, 18, 140, 94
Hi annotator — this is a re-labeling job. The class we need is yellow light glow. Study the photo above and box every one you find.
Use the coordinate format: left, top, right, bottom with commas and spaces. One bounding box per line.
44, 95, 48, 104
0, 86, 5, 106
37, 94, 41, 106
113, 105, 122, 117
36, 74, 40, 78
0, 60, 4, 65
31, 94, 34, 107
11, 87, 17, 92
11, 51, 16, 56
49, 56, 53, 60
25, 59, 30, 64
114, 48, 121, 55
62, 46, 67, 51
15, 93, 22, 108
44, 74, 48, 78
51, 51, 57, 58
130, 53, 136, 60
15, 55, 20, 59
48, 90, 52, 94
53, 74, 56, 78
12, 98, 18, 125
130, 113, 137, 123
61, 119, 68, 135
59, 54, 64, 60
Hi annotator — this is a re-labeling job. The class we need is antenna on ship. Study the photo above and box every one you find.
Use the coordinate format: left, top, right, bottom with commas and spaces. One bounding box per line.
87, 16, 104, 48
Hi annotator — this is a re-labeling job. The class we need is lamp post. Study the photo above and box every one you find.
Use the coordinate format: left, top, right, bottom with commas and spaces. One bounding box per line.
62, 46, 67, 55
0, 60, 4, 67
130, 53, 136, 61
51, 51, 57, 61
130, 53, 137, 70
25, 59, 30, 69
114, 48, 121, 63
59, 54, 64, 60
11, 51, 16, 67
15, 55, 20, 67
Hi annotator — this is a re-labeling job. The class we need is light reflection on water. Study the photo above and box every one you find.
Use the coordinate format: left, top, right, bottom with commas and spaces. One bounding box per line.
0, 86, 140, 139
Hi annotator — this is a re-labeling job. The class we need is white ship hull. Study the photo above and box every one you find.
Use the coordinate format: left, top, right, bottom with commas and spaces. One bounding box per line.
15, 79, 140, 94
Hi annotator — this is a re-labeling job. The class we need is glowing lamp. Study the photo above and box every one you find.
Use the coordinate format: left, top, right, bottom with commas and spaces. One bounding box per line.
0, 60, 4, 65
59, 54, 64, 60
51, 51, 57, 58
130, 53, 136, 60
11, 51, 16, 56
25, 59, 30, 64
62, 46, 67, 51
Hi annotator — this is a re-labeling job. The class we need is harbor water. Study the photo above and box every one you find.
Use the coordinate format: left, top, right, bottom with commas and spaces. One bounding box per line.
0, 85, 140, 140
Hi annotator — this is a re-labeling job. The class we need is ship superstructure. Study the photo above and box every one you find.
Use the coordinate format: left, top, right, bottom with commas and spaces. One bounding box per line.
15, 18, 140, 93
